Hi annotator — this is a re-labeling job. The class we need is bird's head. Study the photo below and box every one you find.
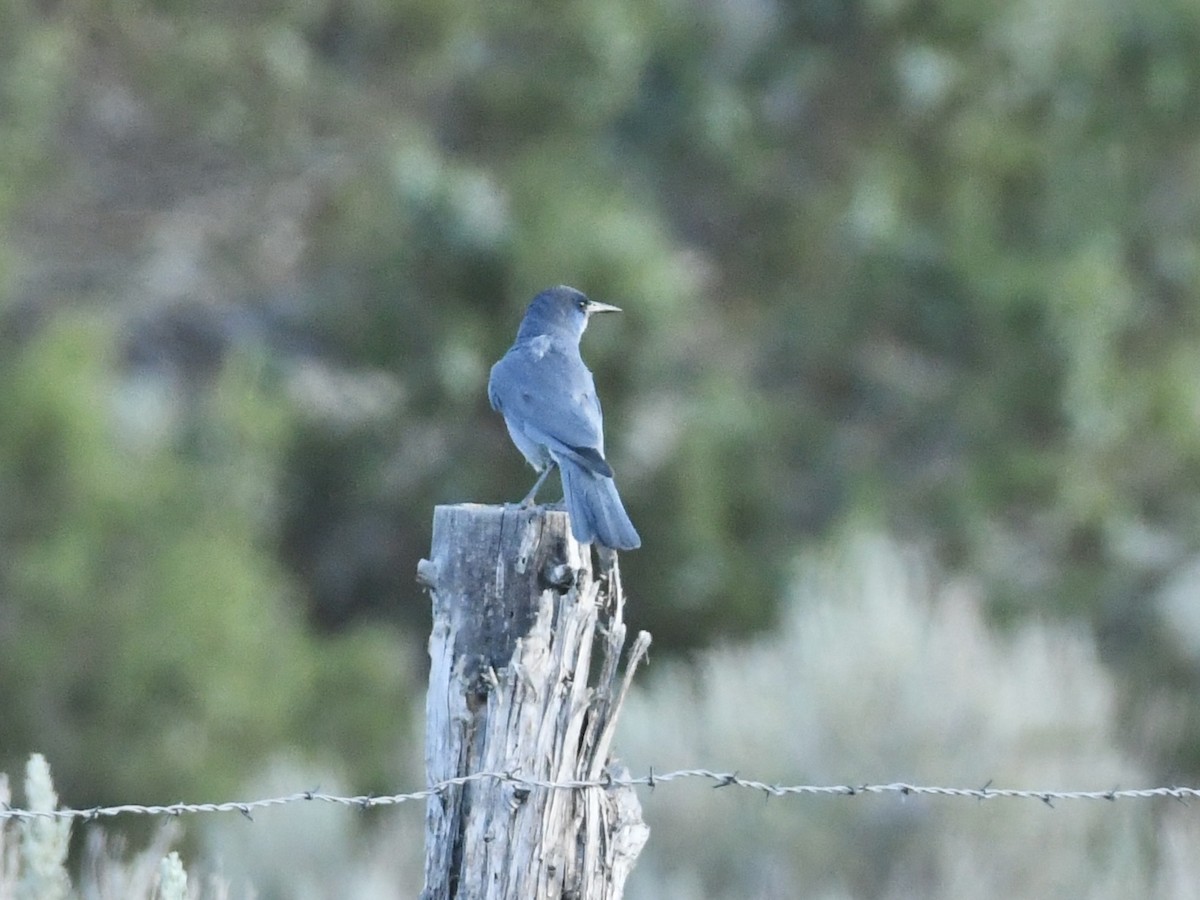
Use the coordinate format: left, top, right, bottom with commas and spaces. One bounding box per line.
517, 285, 622, 340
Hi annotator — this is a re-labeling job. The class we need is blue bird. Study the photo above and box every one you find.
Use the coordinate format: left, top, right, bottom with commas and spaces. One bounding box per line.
489, 285, 641, 550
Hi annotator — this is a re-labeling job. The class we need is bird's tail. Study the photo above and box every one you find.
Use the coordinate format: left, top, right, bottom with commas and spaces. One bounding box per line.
558, 457, 641, 550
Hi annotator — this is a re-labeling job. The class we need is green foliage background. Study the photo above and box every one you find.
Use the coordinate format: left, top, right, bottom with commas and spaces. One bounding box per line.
2, 0, 1200, 884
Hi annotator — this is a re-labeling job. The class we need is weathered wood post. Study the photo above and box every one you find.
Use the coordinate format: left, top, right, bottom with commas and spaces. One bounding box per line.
417, 503, 650, 900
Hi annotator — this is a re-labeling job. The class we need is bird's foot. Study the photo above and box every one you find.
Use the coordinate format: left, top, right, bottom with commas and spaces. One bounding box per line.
519, 463, 556, 507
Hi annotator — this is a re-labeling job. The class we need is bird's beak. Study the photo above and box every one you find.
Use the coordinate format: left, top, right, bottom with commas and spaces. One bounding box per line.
584, 300, 622, 316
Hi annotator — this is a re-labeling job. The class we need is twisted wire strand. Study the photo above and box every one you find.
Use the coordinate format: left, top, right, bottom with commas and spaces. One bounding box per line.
3, 769, 1197, 822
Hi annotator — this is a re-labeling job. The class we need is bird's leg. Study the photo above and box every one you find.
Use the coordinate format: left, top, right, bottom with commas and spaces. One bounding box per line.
520, 462, 556, 506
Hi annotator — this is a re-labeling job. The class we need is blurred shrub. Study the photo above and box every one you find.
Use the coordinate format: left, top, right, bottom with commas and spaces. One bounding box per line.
0, 314, 412, 810
200, 755, 425, 898
618, 534, 1175, 898
0, 754, 225, 900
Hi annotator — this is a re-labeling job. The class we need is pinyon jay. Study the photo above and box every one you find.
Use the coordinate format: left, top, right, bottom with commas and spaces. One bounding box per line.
488, 285, 641, 550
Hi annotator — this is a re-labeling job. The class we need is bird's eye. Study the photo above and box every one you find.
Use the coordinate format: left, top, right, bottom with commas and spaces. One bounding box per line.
577, 299, 587, 311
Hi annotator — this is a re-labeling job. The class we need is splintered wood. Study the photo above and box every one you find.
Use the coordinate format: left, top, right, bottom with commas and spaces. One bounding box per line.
418, 503, 650, 900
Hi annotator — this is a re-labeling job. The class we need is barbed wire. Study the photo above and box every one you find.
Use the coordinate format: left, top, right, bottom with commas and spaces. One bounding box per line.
3, 769, 1199, 823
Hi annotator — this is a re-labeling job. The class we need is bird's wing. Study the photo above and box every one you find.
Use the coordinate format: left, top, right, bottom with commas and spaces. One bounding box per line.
489, 342, 612, 476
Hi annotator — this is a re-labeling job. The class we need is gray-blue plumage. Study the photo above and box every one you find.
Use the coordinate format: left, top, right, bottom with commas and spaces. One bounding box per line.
489, 285, 641, 550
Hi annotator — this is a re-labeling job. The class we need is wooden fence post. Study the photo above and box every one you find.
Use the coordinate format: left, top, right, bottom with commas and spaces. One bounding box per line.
417, 503, 651, 900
